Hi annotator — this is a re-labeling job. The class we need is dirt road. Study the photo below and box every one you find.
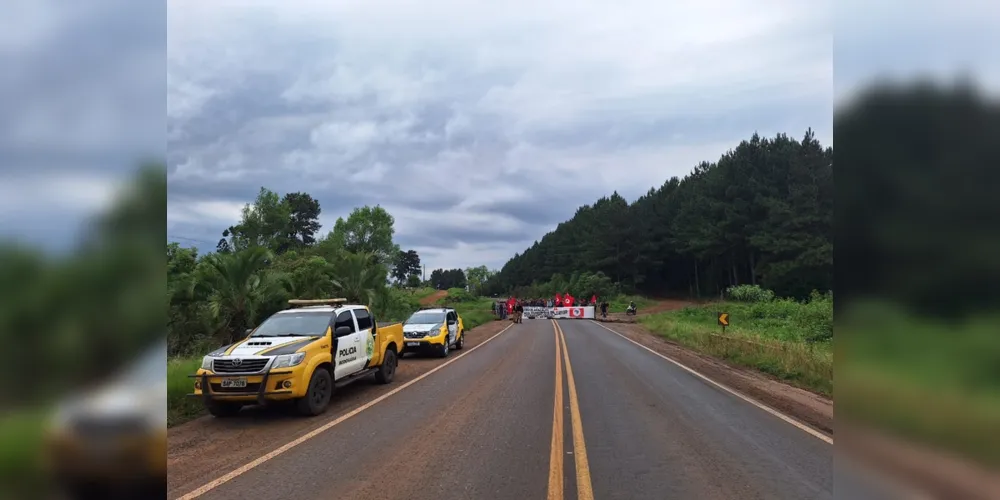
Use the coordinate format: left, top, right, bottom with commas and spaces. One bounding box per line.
418, 289, 448, 305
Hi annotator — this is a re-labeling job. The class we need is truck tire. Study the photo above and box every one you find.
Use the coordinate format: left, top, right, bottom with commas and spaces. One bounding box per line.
296, 367, 333, 416
374, 349, 397, 384
205, 400, 242, 418
454, 331, 464, 350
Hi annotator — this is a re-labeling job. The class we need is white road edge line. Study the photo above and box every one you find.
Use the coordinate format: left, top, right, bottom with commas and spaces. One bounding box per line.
176, 322, 516, 500
589, 320, 833, 445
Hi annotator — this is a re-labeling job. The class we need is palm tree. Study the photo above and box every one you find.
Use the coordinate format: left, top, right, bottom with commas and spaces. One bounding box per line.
195, 246, 290, 343
330, 252, 384, 305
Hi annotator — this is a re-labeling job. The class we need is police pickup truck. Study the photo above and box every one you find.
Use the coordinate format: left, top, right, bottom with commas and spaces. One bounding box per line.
190, 299, 404, 417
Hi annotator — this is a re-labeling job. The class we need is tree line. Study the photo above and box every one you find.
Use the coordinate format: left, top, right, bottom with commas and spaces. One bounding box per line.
484, 129, 833, 300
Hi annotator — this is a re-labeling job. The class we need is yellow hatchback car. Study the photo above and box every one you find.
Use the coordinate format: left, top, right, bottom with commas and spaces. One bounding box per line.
400, 307, 465, 358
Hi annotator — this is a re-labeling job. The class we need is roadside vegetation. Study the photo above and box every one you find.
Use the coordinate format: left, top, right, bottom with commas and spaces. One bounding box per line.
837, 302, 1000, 467
639, 285, 833, 396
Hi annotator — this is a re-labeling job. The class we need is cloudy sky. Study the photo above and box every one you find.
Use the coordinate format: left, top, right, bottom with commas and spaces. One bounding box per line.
166, 0, 832, 271
0, 0, 163, 250
3, 1, 997, 269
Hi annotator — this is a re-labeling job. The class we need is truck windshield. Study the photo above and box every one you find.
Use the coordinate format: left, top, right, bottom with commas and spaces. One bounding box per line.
251, 312, 332, 337
405, 312, 445, 324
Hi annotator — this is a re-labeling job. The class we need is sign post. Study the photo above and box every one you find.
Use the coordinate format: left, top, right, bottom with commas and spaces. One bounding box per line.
717, 312, 729, 333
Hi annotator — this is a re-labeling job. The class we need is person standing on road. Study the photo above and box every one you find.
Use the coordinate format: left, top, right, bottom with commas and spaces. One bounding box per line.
514, 301, 524, 323
600, 301, 608, 319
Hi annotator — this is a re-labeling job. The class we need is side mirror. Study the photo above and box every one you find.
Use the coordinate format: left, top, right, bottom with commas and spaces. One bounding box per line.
334, 326, 353, 337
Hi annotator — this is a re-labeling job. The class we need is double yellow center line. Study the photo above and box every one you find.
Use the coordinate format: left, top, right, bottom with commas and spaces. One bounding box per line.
548, 320, 594, 500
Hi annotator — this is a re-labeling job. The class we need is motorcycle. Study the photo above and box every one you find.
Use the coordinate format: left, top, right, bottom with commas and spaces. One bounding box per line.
625, 305, 637, 316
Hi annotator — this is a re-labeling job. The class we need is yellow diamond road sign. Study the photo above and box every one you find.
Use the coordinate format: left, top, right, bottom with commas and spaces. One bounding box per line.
718, 313, 729, 326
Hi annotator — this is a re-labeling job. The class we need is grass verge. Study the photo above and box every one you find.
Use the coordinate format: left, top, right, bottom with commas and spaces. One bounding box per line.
838, 302, 1000, 467
0, 408, 47, 491
638, 297, 833, 396
607, 294, 656, 312
167, 357, 203, 427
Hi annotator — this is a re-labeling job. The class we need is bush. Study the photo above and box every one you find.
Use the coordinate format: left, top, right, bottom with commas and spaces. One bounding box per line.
725, 284, 775, 303
372, 287, 420, 323
443, 287, 476, 303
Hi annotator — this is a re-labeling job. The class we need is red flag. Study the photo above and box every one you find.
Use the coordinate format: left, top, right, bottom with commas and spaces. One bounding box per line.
555, 293, 561, 304
591, 295, 597, 304
563, 294, 573, 307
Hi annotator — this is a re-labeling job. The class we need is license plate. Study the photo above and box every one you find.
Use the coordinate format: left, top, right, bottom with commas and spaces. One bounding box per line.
406, 342, 420, 347
221, 377, 247, 388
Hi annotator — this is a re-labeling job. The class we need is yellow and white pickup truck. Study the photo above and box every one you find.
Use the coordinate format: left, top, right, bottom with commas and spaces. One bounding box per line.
190, 299, 403, 417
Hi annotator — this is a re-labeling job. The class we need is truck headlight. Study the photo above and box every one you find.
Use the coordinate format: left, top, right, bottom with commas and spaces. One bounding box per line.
272, 352, 306, 369
201, 356, 214, 371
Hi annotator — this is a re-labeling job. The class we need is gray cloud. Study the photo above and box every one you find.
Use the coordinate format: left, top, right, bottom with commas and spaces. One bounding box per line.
167, 0, 833, 270
0, 0, 164, 244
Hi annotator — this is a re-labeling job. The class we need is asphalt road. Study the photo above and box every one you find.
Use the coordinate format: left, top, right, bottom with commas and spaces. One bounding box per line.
169, 319, 897, 500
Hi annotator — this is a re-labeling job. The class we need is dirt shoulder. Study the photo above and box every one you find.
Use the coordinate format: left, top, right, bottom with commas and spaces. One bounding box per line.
167, 319, 510, 498
596, 320, 834, 435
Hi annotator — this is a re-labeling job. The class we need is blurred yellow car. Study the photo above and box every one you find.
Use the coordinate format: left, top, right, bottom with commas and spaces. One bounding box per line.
43, 340, 166, 498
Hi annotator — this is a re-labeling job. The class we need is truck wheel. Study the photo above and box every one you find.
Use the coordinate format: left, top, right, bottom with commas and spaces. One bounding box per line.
205, 400, 242, 418
454, 331, 464, 350
438, 340, 450, 358
296, 368, 333, 416
374, 349, 397, 384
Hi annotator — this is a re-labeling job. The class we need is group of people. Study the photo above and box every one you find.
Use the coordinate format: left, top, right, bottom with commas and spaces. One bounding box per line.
493, 294, 614, 323
493, 299, 526, 323
492, 297, 636, 321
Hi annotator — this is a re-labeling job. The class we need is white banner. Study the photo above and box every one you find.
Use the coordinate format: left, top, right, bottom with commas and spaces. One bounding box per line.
521, 306, 595, 319
522, 307, 548, 318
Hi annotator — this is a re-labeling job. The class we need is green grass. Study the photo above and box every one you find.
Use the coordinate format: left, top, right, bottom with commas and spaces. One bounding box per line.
408, 287, 438, 301
0, 408, 47, 489
607, 294, 655, 312
639, 297, 833, 395
168, 357, 203, 427
838, 302, 1000, 467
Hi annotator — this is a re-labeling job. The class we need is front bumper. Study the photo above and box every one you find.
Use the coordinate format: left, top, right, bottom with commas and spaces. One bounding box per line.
188, 365, 308, 405
401, 335, 445, 352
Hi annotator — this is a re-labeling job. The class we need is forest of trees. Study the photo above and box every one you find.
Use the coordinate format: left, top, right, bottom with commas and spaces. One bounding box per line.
484, 130, 833, 300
